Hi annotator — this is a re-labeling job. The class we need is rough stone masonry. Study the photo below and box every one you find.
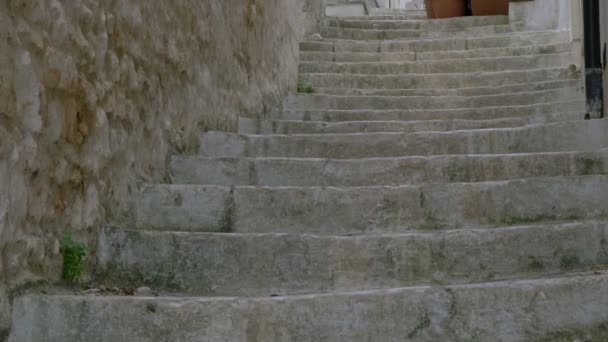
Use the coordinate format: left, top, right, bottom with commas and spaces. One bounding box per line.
0, 0, 325, 338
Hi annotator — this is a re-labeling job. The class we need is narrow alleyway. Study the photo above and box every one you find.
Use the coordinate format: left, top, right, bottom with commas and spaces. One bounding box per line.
11, 7, 608, 341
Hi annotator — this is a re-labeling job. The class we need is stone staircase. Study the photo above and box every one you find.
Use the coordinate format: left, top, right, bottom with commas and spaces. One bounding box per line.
10, 9, 608, 342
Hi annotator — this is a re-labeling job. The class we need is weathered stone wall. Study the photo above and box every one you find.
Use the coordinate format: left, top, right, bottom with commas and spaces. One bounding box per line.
0, 0, 325, 338
602, 0, 608, 118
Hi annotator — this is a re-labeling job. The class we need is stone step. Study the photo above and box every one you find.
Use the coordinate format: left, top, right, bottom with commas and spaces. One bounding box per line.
200, 120, 605, 159
241, 112, 583, 135
239, 116, 530, 135
335, 15, 430, 21
302, 50, 424, 63
288, 88, 580, 111
326, 15, 508, 31
419, 43, 572, 61
323, 24, 516, 40
311, 79, 581, 97
323, 27, 421, 40
15, 273, 608, 341
171, 149, 608, 187
328, 19, 421, 30
98, 222, 608, 296
299, 67, 577, 90
135, 175, 608, 234
369, 8, 427, 15
325, 3, 366, 17
300, 43, 571, 62
298, 54, 572, 75
300, 31, 570, 53
283, 101, 584, 122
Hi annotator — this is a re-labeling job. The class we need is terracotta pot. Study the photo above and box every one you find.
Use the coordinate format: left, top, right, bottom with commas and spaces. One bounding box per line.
432, 0, 466, 19
471, 0, 509, 16
424, 0, 436, 19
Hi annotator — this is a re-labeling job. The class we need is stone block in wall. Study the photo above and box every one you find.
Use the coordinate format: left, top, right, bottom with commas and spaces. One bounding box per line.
0, 283, 9, 340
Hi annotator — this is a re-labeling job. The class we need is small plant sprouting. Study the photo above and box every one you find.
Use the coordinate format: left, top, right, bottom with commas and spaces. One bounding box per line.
297, 80, 314, 93
60, 233, 88, 283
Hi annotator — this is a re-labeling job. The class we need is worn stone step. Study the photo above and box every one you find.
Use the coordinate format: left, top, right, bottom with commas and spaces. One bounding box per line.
323, 24, 518, 40
327, 19, 420, 30
369, 8, 427, 15
301, 50, 419, 62
299, 41, 335, 52
287, 88, 580, 110
323, 27, 422, 40
98, 222, 608, 296
326, 16, 508, 31
200, 120, 605, 159
299, 54, 571, 75
14, 273, 608, 341
418, 43, 572, 61
238, 117, 530, 135
283, 101, 584, 122
135, 175, 608, 234
333, 15, 429, 21
300, 43, 571, 62
299, 67, 577, 90
241, 112, 582, 135
171, 149, 608, 187
311, 79, 581, 97
300, 30, 569, 53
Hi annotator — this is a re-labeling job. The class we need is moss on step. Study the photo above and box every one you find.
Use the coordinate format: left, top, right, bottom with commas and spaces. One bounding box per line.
560, 254, 581, 271
526, 256, 545, 272
536, 322, 608, 342
577, 156, 606, 175
219, 187, 235, 233
407, 311, 431, 339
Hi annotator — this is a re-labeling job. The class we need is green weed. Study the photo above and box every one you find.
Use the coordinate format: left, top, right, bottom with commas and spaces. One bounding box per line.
60, 233, 88, 283
297, 80, 314, 93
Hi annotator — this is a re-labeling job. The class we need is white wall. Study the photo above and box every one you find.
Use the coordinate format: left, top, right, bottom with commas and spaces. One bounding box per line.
568, 0, 585, 73
509, 0, 572, 30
